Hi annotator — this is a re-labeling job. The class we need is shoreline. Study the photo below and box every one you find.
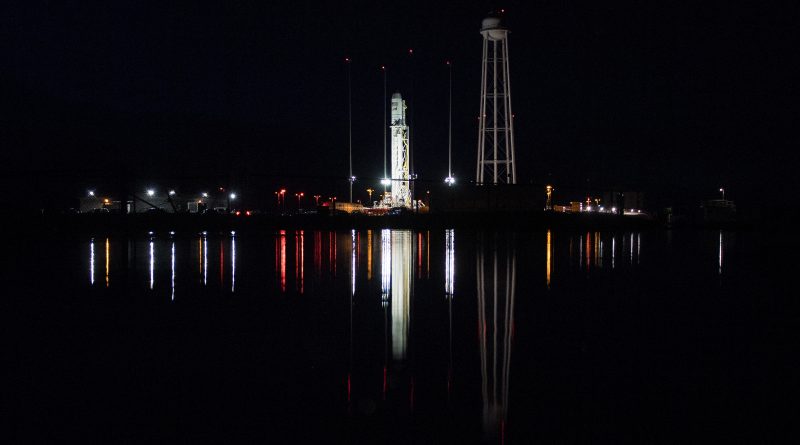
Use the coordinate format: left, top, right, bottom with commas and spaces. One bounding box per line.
7, 211, 755, 237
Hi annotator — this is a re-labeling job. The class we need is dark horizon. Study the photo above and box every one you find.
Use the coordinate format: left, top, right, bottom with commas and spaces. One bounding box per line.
2, 1, 796, 211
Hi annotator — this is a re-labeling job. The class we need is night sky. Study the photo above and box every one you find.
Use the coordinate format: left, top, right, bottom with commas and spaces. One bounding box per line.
2, 1, 796, 210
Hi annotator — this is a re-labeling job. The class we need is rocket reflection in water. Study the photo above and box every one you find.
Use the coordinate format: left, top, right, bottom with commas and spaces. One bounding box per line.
391, 230, 412, 361
380, 229, 391, 398
477, 234, 516, 440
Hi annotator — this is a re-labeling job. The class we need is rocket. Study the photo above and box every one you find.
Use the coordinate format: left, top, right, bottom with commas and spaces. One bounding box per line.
390, 92, 411, 208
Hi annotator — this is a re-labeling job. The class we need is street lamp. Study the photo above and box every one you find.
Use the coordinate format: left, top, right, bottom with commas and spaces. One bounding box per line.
295, 192, 304, 210
719, 187, 725, 200
349, 176, 356, 203
202, 192, 209, 198
147, 189, 155, 197
227, 192, 236, 213
380, 178, 391, 186
168, 190, 176, 196
366, 188, 373, 203
88, 190, 95, 197
313, 195, 321, 206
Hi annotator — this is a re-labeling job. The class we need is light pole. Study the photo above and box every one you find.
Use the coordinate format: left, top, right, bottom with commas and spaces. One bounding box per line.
545, 185, 553, 211
295, 192, 304, 211
719, 187, 725, 200
313, 195, 321, 206
346, 57, 355, 204
366, 188, 373, 204
381, 64, 390, 191
280, 189, 286, 212
445, 60, 455, 186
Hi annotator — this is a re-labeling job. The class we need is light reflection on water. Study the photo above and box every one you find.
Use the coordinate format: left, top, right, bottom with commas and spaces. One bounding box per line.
149, 239, 154, 290
81, 229, 738, 440
89, 239, 94, 285
477, 233, 516, 441
391, 230, 412, 361
86, 229, 665, 294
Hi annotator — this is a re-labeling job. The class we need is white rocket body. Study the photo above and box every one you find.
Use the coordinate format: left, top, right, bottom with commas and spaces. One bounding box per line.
390, 92, 411, 208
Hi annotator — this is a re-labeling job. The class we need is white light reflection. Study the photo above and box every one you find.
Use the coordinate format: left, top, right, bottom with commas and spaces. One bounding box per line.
391, 230, 412, 361
203, 234, 208, 285
630, 233, 634, 264
445, 229, 455, 400
171, 241, 175, 300
445, 229, 455, 298
381, 229, 391, 308
612, 236, 616, 269
149, 240, 155, 290
637, 233, 641, 264
231, 234, 236, 292
90, 239, 95, 284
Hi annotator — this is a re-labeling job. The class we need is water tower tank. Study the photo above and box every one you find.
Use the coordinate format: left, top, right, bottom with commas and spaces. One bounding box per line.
481, 16, 506, 41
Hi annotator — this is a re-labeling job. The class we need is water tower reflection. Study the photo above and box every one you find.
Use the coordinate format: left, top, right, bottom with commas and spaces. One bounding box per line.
477, 233, 516, 441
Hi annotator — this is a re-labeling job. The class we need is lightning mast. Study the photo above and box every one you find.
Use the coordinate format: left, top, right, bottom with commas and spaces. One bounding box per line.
445, 61, 455, 185
346, 57, 355, 203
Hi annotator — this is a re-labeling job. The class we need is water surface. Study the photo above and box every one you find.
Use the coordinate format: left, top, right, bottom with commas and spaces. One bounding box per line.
9, 228, 794, 442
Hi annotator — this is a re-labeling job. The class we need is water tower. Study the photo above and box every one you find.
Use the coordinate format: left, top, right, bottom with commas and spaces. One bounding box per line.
476, 13, 517, 185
